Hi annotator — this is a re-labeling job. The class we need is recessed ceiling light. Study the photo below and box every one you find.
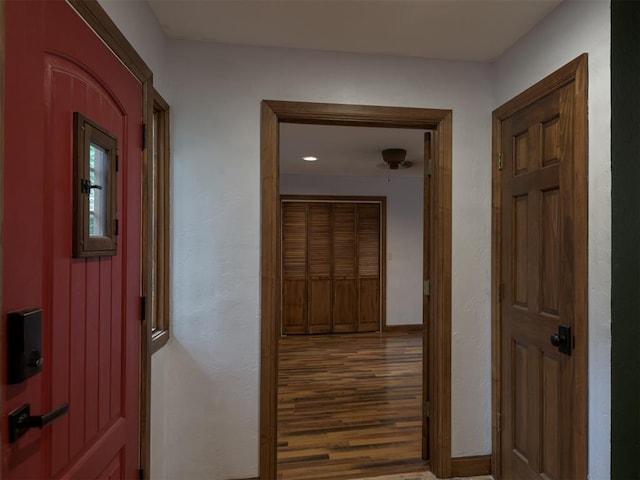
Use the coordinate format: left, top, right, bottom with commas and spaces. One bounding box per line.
302, 156, 318, 162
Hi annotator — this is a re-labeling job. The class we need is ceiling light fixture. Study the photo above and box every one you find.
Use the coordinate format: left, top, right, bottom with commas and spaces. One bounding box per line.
302, 156, 318, 162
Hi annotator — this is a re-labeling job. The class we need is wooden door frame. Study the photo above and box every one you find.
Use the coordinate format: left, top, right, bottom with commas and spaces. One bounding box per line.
491, 54, 588, 480
260, 100, 453, 479
0, 0, 4, 470
1, 1, 155, 477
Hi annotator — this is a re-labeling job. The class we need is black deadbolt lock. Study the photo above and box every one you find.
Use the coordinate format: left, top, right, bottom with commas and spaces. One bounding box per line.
7, 309, 43, 384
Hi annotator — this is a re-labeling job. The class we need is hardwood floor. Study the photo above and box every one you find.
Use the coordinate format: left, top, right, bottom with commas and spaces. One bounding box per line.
277, 332, 428, 480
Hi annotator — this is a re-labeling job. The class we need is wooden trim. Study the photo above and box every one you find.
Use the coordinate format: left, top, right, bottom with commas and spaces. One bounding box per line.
572, 53, 589, 480
151, 88, 172, 355
429, 111, 453, 478
260, 102, 280, 479
261, 100, 453, 479
264, 100, 448, 129
281, 194, 386, 203
150, 329, 169, 355
490, 111, 503, 480
383, 324, 423, 333
380, 198, 387, 335
68, 1, 155, 478
0, 0, 5, 471
492, 55, 585, 121
451, 455, 492, 477
491, 54, 588, 480
67, 0, 152, 82
422, 131, 432, 461
139, 79, 154, 480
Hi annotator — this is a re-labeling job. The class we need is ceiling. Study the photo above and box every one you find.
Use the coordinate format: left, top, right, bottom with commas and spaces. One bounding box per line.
148, 0, 562, 62
147, 0, 562, 178
280, 123, 427, 178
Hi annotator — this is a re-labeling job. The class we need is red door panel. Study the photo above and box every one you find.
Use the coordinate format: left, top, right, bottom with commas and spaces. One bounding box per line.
4, 1, 142, 478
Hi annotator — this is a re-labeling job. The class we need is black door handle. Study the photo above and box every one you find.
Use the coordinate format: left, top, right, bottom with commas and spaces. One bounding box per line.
9, 403, 69, 443
550, 333, 564, 347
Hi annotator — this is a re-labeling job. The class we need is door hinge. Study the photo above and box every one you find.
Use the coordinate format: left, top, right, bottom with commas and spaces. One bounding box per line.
497, 412, 502, 432
138, 467, 144, 480
498, 283, 504, 302
498, 152, 504, 171
426, 160, 434, 176
140, 296, 146, 322
423, 279, 431, 296
115, 154, 119, 172
114, 219, 119, 236
141, 123, 147, 150
424, 400, 430, 418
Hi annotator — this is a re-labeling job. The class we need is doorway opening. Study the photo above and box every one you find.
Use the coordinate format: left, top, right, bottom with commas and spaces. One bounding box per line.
277, 124, 425, 478
260, 101, 454, 479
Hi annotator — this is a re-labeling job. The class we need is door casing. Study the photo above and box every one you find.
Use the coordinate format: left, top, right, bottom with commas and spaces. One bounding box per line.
491, 54, 589, 480
260, 100, 453, 479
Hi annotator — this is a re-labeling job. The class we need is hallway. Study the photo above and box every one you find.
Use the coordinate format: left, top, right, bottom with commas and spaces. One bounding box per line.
277, 332, 427, 479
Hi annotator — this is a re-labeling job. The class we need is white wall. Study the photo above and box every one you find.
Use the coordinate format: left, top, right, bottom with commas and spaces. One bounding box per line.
97, 1, 612, 478
492, 2, 611, 479
164, 44, 492, 478
280, 174, 424, 327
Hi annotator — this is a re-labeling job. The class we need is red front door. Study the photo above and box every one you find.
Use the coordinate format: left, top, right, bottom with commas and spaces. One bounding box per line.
4, 1, 143, 478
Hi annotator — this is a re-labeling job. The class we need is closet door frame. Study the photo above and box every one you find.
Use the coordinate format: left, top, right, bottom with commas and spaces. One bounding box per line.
281, 195, 387, 334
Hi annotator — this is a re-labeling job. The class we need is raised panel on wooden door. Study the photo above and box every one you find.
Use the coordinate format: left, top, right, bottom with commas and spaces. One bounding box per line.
282, 203, 307, 334
282, 280, 307, 334
500, 83, 574, 480
358, 278, 380, 332
357, 204, 381, 332
308, 204, 332, 333
332, 204, 357, 333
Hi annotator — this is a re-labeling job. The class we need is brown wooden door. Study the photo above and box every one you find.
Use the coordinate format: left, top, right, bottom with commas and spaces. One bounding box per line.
499, 77, 585, 479
332, 204, 358, 333
357, 204, 381, 332
308, 204, 332, 333
282, 203, 307, 334
281, 200, 383, 335
4, 1, 143, 477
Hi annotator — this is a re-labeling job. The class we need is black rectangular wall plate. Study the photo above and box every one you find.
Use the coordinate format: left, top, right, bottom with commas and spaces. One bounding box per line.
7, 309, 43, 384
559, 324, 572, 356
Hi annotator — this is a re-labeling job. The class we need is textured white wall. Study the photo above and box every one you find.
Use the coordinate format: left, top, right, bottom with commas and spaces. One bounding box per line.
95, 1, 612, 478
280, 174, 424, 327
165, 43, 492, 478
492, 2, 611, 478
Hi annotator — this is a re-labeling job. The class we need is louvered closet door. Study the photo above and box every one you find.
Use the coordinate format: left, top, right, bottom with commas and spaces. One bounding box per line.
332, 204, 358, 333
357, 204, 381, 332
308, 204, 332, 333
282, 203, 307, 334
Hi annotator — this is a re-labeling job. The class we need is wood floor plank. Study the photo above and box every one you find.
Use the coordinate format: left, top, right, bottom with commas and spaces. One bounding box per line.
277, 332, 428, 480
